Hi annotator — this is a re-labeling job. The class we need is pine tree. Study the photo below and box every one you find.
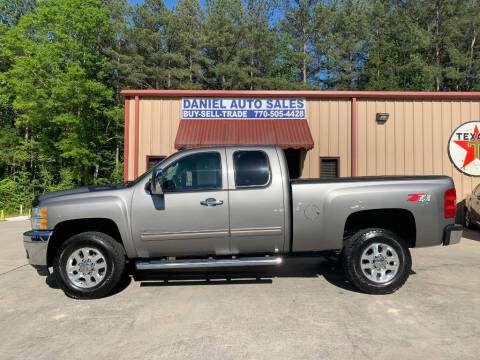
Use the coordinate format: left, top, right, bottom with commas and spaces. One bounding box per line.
467, 0, 480, 90
281, 0, 318, 84
310, 1, 336, 88
234, 0, 280, 89
130, 0, 170, 89
169, 0, 205, 88
362, 0, 430, 90
322, 0, 369, 90
416, 0, 470, 90
203, 0, 246, 89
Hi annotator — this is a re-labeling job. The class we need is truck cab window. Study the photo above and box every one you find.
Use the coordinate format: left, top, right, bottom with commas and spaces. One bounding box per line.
233, 150, 271, 187
162, 152, 221, 192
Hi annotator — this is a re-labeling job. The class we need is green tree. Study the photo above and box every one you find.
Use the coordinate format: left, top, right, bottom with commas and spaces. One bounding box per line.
281, 0, 318, 84
237, 0, 279, 89
203, 0, 246, 89
170, 0, 205, 88
130, 0, 169, 89
322, 0, 369, 89
2, 0, 117, 188
466, 0, 480, 90
419, 0, 470, 90
362, 0, 431, 90
0, 0, 36, 26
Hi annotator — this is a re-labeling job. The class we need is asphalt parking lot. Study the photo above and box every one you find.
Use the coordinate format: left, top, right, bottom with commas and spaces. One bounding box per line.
1, 220, 480, 360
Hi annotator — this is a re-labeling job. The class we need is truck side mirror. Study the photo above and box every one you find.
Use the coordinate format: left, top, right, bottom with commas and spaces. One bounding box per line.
151, 168, 164, 195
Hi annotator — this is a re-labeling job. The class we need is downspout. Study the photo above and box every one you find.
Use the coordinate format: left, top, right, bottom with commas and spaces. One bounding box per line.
134, 95, 140, 179
351, 97, 357, 177
123, 97, 130, 182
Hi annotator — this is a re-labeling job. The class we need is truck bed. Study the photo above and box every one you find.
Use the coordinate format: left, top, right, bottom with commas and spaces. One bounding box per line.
291, 175, 451, 184
290, 175, 455, 252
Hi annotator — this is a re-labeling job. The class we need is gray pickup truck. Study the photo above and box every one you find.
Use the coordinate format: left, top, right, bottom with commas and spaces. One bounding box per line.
24, 146, 462, 299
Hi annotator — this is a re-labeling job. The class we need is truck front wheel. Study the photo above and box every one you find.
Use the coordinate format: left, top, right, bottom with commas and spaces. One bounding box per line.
342, 228, 411, 294
53, 232, 126, 299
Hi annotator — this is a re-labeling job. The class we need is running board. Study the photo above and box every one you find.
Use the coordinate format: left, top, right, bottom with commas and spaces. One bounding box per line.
135, 257, 283, 270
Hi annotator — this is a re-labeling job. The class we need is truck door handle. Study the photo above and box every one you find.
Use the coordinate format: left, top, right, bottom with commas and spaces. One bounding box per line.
200, 198, 224, 206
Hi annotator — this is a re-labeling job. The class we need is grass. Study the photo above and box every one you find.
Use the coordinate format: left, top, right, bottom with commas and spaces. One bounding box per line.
1, 210, 30, 218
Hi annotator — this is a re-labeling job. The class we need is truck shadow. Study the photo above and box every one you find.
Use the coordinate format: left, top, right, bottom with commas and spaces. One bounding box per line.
136, 256, 362, 294
461, 228, 480, 242
45, 257, 370, 296
45, 272, 133, 298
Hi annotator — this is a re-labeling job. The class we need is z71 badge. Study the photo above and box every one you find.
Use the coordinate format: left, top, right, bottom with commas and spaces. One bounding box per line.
407, 193, 431, 203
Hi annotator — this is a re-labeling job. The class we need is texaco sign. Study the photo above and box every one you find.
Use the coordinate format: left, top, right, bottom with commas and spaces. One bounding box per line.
448, 121, 480, 176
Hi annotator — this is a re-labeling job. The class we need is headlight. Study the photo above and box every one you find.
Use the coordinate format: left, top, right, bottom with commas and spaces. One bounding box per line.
31, 207, 48, 230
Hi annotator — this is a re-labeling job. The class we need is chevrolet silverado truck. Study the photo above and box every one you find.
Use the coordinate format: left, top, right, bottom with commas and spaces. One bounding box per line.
24, 146, 463, 299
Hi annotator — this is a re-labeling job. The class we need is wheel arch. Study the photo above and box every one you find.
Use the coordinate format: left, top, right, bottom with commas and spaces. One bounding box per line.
344, 208, 416, 248
47, 218, 125, 267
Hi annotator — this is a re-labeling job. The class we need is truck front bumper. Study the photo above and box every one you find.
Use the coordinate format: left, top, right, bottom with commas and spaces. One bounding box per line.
443, 224, 463, 246
23, 230, 52, 276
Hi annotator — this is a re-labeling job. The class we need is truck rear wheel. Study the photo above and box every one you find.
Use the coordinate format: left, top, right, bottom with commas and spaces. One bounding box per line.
53, 232, 126, 299
342, 228, 411, 294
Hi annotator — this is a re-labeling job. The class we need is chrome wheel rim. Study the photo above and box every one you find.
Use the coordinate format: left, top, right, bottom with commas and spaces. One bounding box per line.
360, 243, 399, 284
66, 247, 107, 288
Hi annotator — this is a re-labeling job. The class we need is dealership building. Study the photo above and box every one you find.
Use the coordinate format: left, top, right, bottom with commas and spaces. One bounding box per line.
121, 89, 480, 205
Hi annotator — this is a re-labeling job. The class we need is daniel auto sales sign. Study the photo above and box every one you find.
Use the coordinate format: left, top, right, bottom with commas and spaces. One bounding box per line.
181, 98, 306, 119
449, 121, 480, 176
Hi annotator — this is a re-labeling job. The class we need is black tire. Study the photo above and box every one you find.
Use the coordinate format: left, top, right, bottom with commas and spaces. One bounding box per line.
53, 232, 126, 299
464, 208, 474, 229
342, 228, 412, 294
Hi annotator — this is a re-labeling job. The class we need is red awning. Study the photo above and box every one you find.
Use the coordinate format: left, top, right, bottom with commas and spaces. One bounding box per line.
174, 119, 314, 150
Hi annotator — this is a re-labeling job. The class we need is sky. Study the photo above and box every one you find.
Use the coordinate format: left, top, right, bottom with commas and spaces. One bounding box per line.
129, 0, 207, 9
128, 0, 283, 22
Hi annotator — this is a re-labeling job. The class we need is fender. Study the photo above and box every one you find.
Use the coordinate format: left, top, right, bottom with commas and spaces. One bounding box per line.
43, 190, 137, 258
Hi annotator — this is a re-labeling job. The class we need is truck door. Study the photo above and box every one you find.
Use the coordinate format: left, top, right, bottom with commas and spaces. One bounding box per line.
226, 147, 286, 254
130, 148, 230, 258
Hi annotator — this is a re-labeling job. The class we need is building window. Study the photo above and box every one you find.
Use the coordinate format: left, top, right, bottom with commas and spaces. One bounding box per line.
233, 150, 271, 188
319, 157, 339, 178
146, 155, 166, 170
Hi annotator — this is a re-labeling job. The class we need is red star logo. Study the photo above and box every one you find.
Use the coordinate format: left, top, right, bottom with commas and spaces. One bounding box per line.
454, 125, 480, 168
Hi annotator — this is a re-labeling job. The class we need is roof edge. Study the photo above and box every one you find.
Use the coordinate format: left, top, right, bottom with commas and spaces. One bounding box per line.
121, 89, 480, 99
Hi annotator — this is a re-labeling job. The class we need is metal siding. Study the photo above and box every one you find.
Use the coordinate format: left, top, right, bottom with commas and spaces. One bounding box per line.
385, 101, 395, 175
303, 99, 351, 178
432, 102, 442, 175
404, 101, 414, 175
394, 100, 405, 174
126, 98, 181, 179
139, 97, 148, 178
127, 95, 480, 203
356, 99, 480, 201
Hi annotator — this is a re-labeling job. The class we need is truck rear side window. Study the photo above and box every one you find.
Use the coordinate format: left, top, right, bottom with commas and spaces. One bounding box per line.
233, 151, 271, 188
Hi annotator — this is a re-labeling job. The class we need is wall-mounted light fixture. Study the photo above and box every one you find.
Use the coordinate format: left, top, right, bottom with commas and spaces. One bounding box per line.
376, 112, 389, 123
